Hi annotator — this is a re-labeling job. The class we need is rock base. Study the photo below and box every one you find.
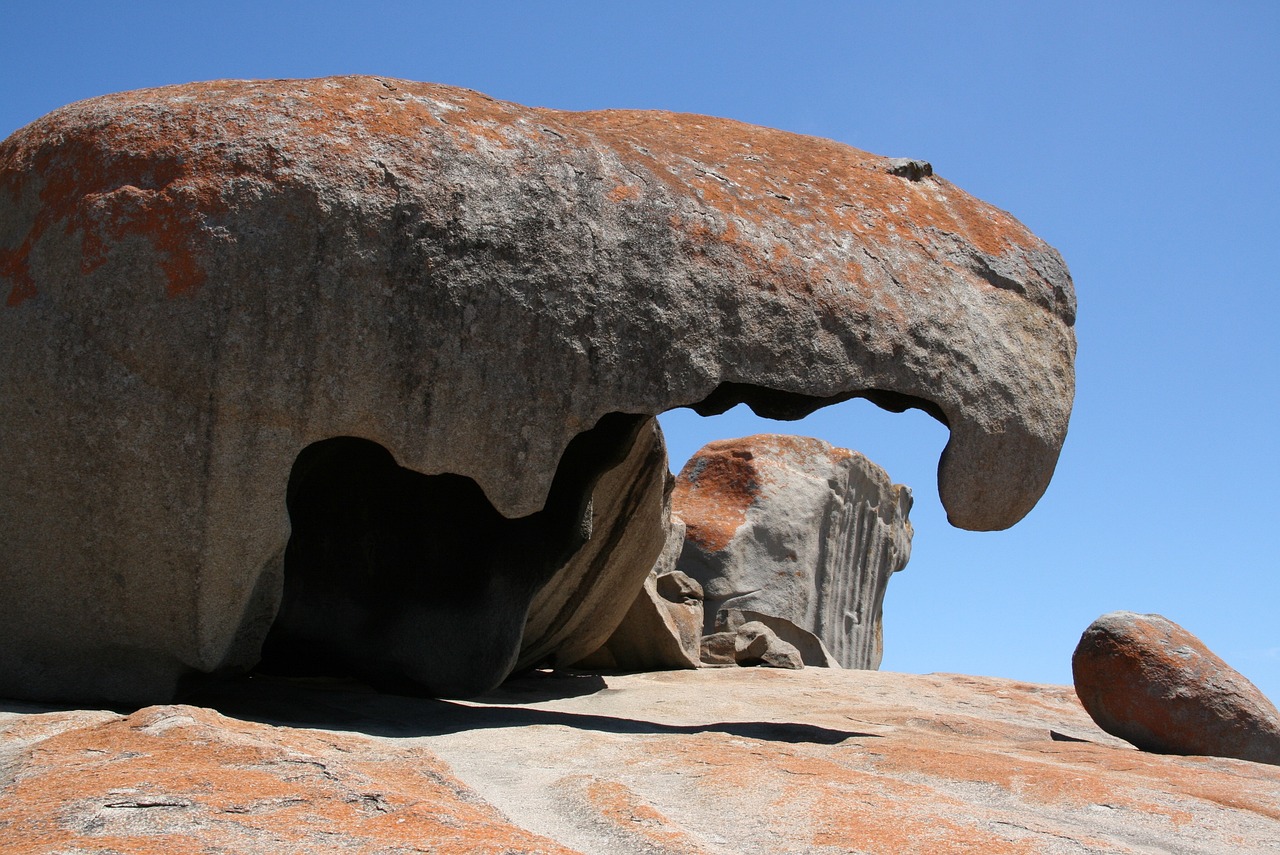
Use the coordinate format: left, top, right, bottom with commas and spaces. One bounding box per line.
3, 669, 1277, 853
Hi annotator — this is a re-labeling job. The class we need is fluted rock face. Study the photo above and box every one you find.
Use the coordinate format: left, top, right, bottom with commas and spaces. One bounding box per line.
673, 435, 912, 669
0, 77, 1074, 704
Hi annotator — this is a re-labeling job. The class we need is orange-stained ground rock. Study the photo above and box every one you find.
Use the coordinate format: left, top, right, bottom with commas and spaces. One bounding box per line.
4, 668, 1278, 853
1073, 611, 1280, 765
0, 703, 575, 855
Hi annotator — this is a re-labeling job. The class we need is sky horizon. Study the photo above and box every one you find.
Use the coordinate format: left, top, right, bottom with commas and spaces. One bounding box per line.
3, 2, 1277, 702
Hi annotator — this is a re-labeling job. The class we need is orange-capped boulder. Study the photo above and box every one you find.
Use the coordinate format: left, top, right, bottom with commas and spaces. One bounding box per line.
1073, 611, 1280, 766
674, 435, 912, 669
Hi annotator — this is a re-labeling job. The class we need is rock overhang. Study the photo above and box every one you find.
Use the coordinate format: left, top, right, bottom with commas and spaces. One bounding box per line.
0, 76, 1077, 702
0, 75, 1075, 530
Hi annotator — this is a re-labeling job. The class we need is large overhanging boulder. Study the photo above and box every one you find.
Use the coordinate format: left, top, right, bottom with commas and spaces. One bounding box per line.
0, 77, 1076, 704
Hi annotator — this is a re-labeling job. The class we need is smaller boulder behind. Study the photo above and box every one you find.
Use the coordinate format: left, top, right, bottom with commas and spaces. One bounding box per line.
1073, 611, 1280, 766
673, 434, 912, 669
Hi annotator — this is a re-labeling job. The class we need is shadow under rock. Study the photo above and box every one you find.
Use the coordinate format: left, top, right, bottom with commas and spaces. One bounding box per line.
184, 669, 876, 746
0, 697, 145, 716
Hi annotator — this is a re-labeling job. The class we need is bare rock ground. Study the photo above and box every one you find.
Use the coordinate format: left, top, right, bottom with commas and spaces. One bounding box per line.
3, 668, 1277, 853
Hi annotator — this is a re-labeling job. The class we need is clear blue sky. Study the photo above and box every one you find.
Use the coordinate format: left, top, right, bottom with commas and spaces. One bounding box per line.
4, 2, 1277, 700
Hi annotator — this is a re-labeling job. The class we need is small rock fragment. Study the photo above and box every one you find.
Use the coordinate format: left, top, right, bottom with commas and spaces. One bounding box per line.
735, 622, 804, 670
885, 158, 933, 180
1072, 611, 1280, 766
717, 609, 841, 668
700, 632, 739, 666
655, 570, 705, 658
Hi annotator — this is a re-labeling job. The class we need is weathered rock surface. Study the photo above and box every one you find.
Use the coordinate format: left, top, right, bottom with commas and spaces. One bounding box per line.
0, 702, 576, 854
699, 631, 740, 666
517, 419, 675, 673
573, 518, 704, 672
654, 570, 706, 659
0, 76, 1075, 704
674, 434, 913, 669
4, 669, 1278, 853
1073, 611, 1280, 766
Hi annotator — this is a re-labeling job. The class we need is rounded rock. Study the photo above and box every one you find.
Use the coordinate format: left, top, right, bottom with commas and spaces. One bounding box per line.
1072, 611, 1280, 765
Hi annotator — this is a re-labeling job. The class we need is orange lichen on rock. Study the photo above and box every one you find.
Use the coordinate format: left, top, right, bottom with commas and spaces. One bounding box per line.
560, 775, 721, 854
607, 184, 640, 202
1, 76, 1073, 319
671, 434, 910, 669
0, 234, 37, 306
562, 106, 1069, 320
3, 669, 1279, 853
1073, 611, 1280, 765
574, 671, 1280, 853
0, 107, 229, 302
672, 439, 763, 552
641, 728, 1065, 853
806, 789, 1048, 855
0, 704, 576, 855
674, 435, 860, 554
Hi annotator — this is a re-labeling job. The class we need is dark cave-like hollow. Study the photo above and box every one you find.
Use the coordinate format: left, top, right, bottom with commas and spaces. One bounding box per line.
255, 382, 947, 699
257, 412, 647, 698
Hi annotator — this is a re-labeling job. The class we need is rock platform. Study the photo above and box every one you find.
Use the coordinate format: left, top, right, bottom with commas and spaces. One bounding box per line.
3, 668, 1276, 853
